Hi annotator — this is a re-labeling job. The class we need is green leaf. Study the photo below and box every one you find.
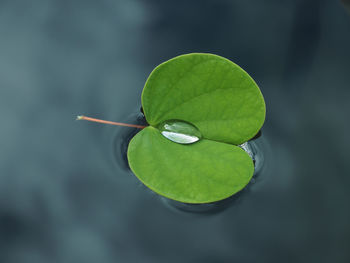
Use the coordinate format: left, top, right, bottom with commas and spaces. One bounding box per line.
127, 127, 254, 204
127, 53, 265, 204
142, 53, 265, 145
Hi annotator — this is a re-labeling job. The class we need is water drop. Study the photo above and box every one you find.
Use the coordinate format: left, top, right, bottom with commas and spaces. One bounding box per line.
157, 120, 202, 144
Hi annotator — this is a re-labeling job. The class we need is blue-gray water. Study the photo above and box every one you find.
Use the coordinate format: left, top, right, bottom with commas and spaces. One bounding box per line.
1, 0, 350, 262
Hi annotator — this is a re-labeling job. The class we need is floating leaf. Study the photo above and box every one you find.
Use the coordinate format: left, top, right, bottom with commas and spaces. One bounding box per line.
127, 53, 266, 204
142, 53, 265, 145
128, 127, 254, 203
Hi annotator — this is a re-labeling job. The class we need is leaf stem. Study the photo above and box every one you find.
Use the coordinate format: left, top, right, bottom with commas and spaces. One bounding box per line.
76, 115, 147, 129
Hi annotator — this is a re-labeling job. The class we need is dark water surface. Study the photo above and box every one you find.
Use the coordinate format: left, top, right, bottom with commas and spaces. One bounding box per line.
1, 1, 350, 262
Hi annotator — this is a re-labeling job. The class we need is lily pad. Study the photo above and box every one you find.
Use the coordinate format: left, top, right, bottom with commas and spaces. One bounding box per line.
142, 53, 265, 145
127, 53, 265, 204
128, 127, 254, 203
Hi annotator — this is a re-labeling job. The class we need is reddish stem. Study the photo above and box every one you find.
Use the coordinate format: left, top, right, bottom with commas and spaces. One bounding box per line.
77, 115, 147, 129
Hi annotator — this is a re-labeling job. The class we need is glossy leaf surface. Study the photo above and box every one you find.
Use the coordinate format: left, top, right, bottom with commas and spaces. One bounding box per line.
128, 53, 265, 204
128, 127, 254, 203
142, 53, 265, 145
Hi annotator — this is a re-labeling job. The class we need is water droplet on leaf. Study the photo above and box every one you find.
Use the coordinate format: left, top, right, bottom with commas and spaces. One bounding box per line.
157, 120, 202, 144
